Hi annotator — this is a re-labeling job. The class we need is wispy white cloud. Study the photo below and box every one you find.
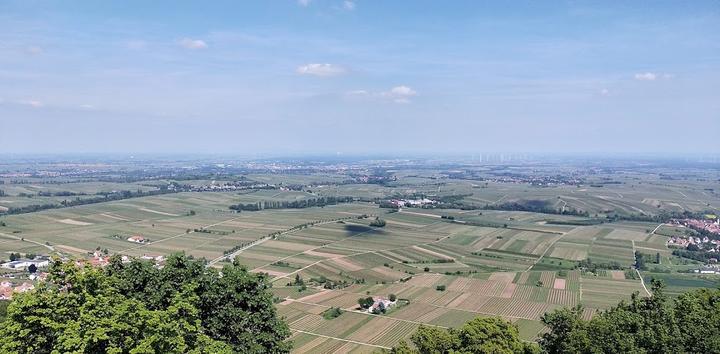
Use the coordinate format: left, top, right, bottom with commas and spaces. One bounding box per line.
347, 86, 418, 104
383, 85, 417, 103
178, 38, 208, 50
599, 88, 610, 96
296, 63, 346, 76
634, 72, 673, 81
298, 0, 311, 7
343, 1, 356, 10
20, 100, 44, 108
634, 72, 657, 81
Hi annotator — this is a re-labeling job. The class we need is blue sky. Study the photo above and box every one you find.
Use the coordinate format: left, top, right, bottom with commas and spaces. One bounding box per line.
1, 0, 718, 155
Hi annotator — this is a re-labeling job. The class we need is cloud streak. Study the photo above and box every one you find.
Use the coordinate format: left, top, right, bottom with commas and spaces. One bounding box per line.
383, 85, 417, 103
634, 72, 673, 81
178, 38, 207, 50
346, 86, 418, 104
296, 63, 346, 76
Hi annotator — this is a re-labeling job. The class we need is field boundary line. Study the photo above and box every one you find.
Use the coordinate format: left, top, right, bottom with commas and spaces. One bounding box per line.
650, 223, 663, 235
330, 288, 544, 322
289, 329, 390, 349
525, 232, 566, 272
0, 231, 58, 255
636, 269, 651, 296
283, 298, 448, 328
120, 216, 245, 253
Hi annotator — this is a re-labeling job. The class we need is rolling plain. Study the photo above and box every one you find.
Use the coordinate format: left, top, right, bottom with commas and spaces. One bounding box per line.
1, 162, 719, 352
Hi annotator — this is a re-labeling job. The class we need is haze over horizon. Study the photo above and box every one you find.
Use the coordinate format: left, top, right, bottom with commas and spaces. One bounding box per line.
1, 1, 718, 154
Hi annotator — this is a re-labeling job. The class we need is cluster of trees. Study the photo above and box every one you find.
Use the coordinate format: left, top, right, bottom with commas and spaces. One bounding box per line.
370, 217, 387, 227
610, 210, 717, 227
229, 196, 354, 212
0, 254, 291, 353
540, 280, 720, 353
577, 258, 624, 272
385, 317, 538, 354
357, 296, 375, 309
634, 251, 661, 270
486, 200, 590, 217
672, 248, 715, 263
7, 253, 24, 261
36, 191, 86, 197
402, 258, 455, 264
388, 281, 720, 353
307, 275, 351, 290
322, 307, 343, 320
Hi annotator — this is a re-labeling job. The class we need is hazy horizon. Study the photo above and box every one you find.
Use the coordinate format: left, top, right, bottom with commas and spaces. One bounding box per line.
1, 1, 718, 154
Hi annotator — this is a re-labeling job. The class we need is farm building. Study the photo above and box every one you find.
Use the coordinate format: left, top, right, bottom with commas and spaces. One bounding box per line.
1, 258, 50, 270
127, 235, 146, 243
368, 297, 396, 313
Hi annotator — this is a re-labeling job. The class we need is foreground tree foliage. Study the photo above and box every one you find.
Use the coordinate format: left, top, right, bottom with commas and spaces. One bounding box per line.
388, 280, 720, 354
386, 317, 539, 354
540, 279, 720, 354
0, 253, 291, 353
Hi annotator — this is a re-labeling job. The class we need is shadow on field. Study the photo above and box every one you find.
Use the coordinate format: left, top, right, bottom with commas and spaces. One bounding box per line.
343, 224, 386, 236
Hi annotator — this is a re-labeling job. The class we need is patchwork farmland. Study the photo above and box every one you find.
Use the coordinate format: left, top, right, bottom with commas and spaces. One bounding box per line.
1, 161, 719, 353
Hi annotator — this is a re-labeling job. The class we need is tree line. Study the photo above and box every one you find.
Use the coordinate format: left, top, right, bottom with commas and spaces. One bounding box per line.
1, 188, 177, 215
229, 196, 354, 212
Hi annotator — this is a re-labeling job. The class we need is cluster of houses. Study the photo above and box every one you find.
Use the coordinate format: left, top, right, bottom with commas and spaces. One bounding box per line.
695, 265, 720, 274
667, 235, 720, 252
666, 217, 720, 253
669, 217, 720, 235
387, 198, 437, 208
84, 250, 165, 268
0, 281, 35, 300
186, 182, 276, 192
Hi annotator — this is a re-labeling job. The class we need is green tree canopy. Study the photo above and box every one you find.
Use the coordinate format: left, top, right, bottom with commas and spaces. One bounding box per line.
0, 253, 291, 353
387, 316, 539, 354
540, 280, 720, 354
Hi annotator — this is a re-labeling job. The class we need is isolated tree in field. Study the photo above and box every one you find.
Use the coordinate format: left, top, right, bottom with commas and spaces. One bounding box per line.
370, 217, 386, 227
294, 273, 304, 286
358, 297, 374, 309
634, 250, 646, 270
27, 263, 37, 273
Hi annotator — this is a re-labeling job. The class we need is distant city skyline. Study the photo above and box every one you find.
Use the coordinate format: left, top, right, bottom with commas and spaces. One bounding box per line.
0, 1, 718, 154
